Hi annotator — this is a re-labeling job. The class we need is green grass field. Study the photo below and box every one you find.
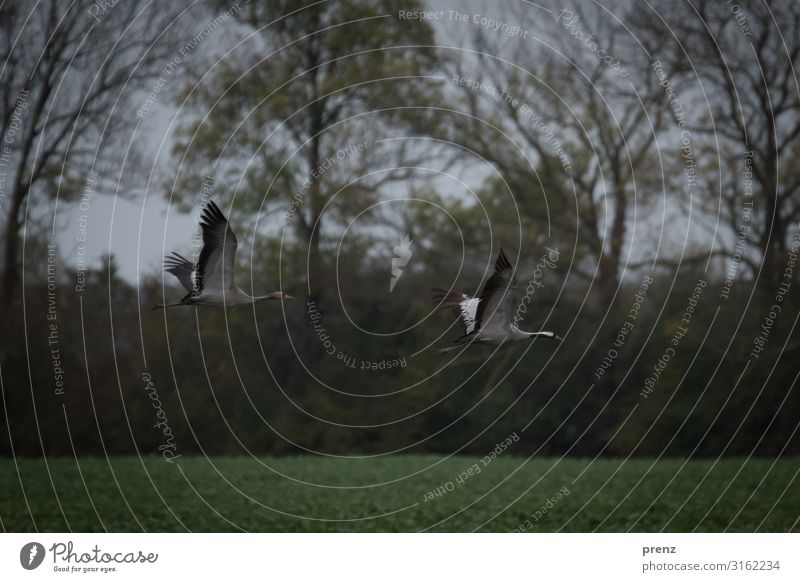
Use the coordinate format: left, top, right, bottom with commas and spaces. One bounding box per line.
1, 456, 798, 532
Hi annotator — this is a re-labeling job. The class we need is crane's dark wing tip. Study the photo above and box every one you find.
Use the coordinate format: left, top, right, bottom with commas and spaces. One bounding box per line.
163, 251, 190, 267
431, 287, 473, 311
431, 287, 454, 306
200, 199, 227, 227
495, 248, 512, 274
475, 248, 515, 328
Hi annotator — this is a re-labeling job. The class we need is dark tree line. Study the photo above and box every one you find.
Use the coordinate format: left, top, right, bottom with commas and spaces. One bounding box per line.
2, 0, 800, 459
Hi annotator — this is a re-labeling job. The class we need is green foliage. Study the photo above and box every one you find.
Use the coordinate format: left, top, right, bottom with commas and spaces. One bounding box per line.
2, 456, 798, 531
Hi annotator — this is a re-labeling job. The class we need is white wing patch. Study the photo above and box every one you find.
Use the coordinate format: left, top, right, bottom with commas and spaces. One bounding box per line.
459, 296, 480, 335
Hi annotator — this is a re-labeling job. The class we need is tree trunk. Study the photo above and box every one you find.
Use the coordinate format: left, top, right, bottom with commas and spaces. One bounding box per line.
1, 192, 22, 313
1, 71, 52, 315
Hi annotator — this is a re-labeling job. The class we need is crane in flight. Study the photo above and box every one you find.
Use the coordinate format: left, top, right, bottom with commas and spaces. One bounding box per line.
155, 200, 294, 309
431, 249, 560, 354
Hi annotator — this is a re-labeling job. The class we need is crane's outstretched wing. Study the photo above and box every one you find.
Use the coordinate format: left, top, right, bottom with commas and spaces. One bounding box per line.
474, 248, 516, 336
432, 288, 479, 335
163, 252, 195, 292
195, 200, 238, 295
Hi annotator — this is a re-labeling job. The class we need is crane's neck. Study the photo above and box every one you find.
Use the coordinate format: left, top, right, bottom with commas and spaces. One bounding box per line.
525, 331, 557, 338
252, 291, 294, 302
510, 325, 559, 341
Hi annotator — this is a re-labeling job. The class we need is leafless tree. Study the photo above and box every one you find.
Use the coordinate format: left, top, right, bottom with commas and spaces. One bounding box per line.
0, 0, 182, 311
438, 0, 671, 307
633, 0, 800, 289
